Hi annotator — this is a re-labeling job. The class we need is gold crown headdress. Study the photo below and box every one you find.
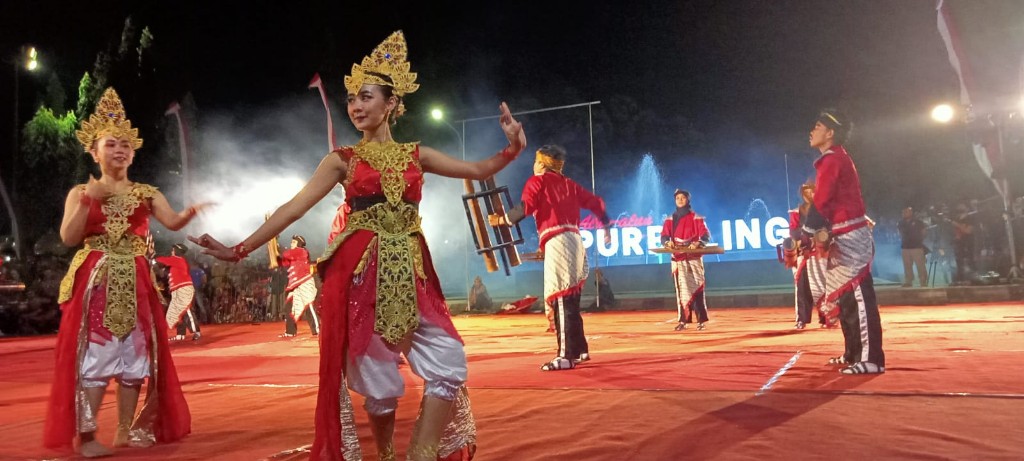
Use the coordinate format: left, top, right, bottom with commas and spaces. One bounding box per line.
75, 87, 143, 151
344, 31, 419, 99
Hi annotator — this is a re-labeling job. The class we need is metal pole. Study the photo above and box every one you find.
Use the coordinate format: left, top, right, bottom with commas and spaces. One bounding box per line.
7, 51, 23, 260
12, 52, 18, 204
455, 101, 601, 124
996, 122, 1020, 278
589, 104, 595, 193
784, 153, 792, 209
461, 120, 471, 305
588, 103, 600, 309
0, 167, 21, 261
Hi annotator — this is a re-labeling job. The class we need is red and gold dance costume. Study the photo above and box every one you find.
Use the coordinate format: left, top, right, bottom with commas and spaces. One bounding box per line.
660, 208, 710, 328
312, 141, 476, 460
510, 156, 610, 369
803, 142, 885, 371
46, 184, 191, 448
44, 88, 190, 451
280, 245, 320, 335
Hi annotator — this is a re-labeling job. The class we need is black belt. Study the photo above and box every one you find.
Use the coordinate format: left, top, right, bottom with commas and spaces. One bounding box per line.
349, 196, 419, 212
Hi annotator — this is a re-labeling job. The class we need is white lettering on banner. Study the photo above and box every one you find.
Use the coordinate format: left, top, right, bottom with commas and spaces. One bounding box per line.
580, 229, 593, 248
646, 226, 662, 252
765, 217, 789, 247
574, 217, 790, 258
734, 219, 759, 250
621, 227, 644, 256
596, 228, 618, 257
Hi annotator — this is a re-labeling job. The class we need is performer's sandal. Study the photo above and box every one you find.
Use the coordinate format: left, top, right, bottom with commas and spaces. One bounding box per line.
827, 356, 847, 365
696, 322, 707, 331
841, 362, 885, 375
573, 353, 591, 364
540, 357, 575, 371
674, 322, 687, 331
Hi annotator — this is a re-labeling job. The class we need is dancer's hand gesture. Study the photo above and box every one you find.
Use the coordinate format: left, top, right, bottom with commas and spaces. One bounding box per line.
83, 176, 112, 202
188, 233, 235, 261
499, 102, 526, 152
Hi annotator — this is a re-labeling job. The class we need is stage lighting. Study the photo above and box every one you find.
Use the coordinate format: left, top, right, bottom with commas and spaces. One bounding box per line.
931, 104, 955, 123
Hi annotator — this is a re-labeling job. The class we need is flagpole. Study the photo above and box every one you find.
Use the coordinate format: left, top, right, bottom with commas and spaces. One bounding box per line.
996, 122, 1020, 279
165, 102, 191, 212
937, 0, 1020, 280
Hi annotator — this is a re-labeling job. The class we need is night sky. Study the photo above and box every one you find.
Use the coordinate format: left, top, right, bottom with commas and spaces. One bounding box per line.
2, 0, 1023, 228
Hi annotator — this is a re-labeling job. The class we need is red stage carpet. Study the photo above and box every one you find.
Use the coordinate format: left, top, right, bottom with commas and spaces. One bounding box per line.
2, 303, 1023, 460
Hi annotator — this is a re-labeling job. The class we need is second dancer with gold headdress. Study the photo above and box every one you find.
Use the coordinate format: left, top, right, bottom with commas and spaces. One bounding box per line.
45, 88, 199, 457
191, 31, 526, 460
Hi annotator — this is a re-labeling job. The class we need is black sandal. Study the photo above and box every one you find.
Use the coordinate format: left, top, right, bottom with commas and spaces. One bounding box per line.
674, 322, 687, 331
540, 357, 575, 371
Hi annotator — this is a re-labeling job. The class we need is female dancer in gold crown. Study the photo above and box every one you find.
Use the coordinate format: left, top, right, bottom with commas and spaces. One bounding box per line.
44, 88, 199, 457
191, 31, 526, 460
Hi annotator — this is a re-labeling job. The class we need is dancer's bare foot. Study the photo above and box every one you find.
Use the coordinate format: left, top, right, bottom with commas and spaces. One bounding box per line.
79, 439, 113, 458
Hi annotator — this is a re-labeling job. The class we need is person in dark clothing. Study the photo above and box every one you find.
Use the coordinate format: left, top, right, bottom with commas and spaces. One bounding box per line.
898, 207, 929, 287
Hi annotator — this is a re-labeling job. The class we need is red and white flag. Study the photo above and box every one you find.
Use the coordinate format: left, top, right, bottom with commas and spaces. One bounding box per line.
308, 73, 338, 152
309, 73, 347, 243
936, 0, 1009, 199
164, 101, 193, 205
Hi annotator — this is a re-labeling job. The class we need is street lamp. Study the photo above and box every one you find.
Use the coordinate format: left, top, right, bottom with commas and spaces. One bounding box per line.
428, 107, 465, 158
428, 107, 472, 301
1, 45, 41, 260
26, 47, 38, 71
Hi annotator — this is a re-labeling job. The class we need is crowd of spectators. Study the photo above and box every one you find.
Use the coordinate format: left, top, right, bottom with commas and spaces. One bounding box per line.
0, 235, 300, 337
873, 195, 1024, 286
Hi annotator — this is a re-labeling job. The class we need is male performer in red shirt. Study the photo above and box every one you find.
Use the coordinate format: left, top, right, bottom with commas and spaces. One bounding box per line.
802, 109, 885, 374
278, 235, 320, 337
156, 243, 201, 341
493, 145, 611, 371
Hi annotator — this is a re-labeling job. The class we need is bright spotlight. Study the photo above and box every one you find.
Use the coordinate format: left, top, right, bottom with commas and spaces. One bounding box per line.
931, 104, 955, 123
25, 47, 38, 71
430, 108, 444, 121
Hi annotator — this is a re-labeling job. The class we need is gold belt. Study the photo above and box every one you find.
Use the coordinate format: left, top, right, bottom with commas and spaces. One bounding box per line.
58, 234, 147, 338
344, 202, 425, 344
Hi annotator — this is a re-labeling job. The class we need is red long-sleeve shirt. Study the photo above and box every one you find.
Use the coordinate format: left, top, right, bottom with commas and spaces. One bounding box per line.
812, 145, 868, 235
155, 255, 192, 291
520, 171, 610, 249
660, 212, 710, 261
280, 247, 312, 291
